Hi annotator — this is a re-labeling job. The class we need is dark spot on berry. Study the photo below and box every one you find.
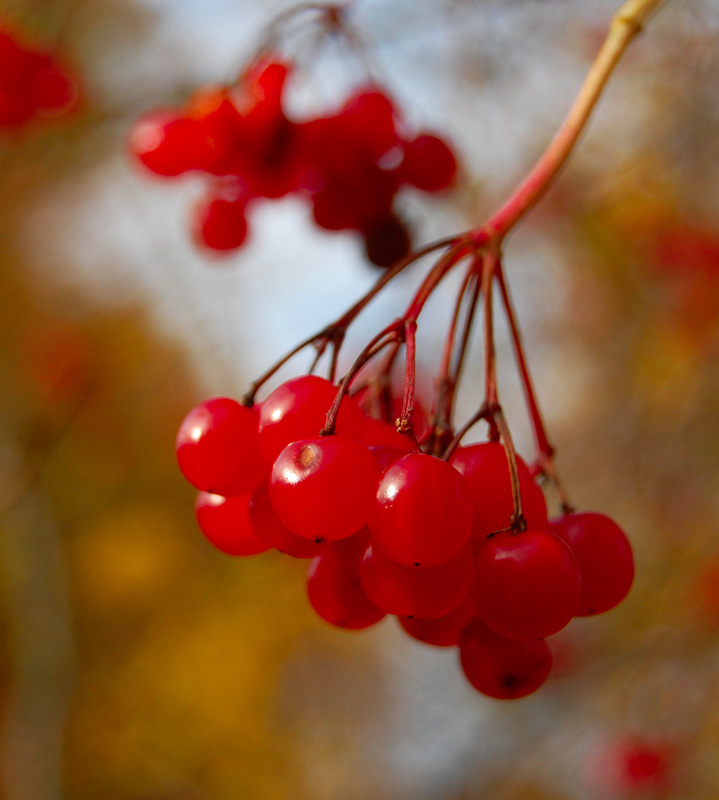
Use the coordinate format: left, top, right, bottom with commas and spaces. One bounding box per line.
502, 673, 520, 689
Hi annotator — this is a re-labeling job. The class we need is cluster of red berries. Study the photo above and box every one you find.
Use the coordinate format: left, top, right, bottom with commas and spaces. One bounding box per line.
0, 23, 78, 130
129, 57, 457, 266
175, 374, 634, 700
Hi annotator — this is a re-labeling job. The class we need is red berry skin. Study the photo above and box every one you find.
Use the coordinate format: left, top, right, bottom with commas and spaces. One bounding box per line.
548, 512, 634, 616
195, 491, 270, 556
459, 617, 553, 700
176, 398, 264, 497
451, 442, 547, 538
368, 444, 413, 476
362, 418, 416, 451
311, 166, 400, 232
0, 31, 78, 127
130, 110, 205, 176
360, 542, 474, 619
587, 736, 675, 796
370, 452, 473, 567
473, 529, 582, 640
398, 594, 478, 647
340, 88, 400, 160
269, 435, 379, 542
307, 534, 386, 630
401, 133, 458, 192
249, 484, 325, 558
258, 375, 366, 465
30, 61, 78, 115
193, 195, 249, 252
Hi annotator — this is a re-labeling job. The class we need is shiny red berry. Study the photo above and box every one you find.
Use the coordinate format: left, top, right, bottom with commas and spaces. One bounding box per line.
459, 617, 553, 700
195, 491, 270, 556
176, 397, 264, 497
249, 484, 325, 558
258, 375, 366, 465
370, 452, 473, 567
360, 542, 474, 619
548, 511, 634, 616
307, 534, 386, 630
269, 435, 379, 542
362, 418, 416, 451
451, 442, 547, 537
398, 594, 478, 647
473, 529, 582, 640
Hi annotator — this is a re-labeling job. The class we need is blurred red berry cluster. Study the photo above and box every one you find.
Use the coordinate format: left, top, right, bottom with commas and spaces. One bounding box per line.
0, 22, 78, 130
129, 57, 458, 266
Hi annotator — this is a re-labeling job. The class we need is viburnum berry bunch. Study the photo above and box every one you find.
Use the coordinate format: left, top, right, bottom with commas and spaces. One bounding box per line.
0, 22, 79, 130
128, 8, 457, 267
170, 0, 665, 701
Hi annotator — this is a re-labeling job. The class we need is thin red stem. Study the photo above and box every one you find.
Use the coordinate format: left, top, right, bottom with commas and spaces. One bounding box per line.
492, 405, 526, 534
442, 402, 491, 462
242, 329, 332, 406
398, 319, 417, 434
482, 251, 498, 408
402, 244, 469, 323
322, 243, 469, 437
495, 260, 553, 459
243, 236, 457, 404
450, 261, 483, 387
334, 236, 459, 331
428, 261, 480, 454
321, 322, 404, 435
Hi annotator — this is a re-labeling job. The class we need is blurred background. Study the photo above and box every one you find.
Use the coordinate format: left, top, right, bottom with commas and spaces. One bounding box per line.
1, 0, 719, 798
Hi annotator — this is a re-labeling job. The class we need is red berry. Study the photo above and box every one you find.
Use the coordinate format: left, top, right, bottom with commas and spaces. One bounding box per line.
129, 110, 197, 176
473, 529, 582, 640
311, 166, 400, 232
307, 534, 386, 630
0, 29, 78, 128
195, 491, 270, 556
176, 397, 264, 497
363, 215, 412, 268
249, 484, 325, 558
340, 88, 399, 160
459, 617, 553, 700
370, 452, 473, 567
362, 418, 416, 451
184, 86, 250, 176
225, 60, 302, 198
398, 594, 478, 647
401, 133, 458, 192
587, 735, 675, 796
258, 375, 366, 465
548, 512, 634, 616
193, 194, 249, 252
368, 444, 413, 475
451, 442, 547, 537
360, 542, 474, 619
30, 61, 78, 115
269, 435, 379, 542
